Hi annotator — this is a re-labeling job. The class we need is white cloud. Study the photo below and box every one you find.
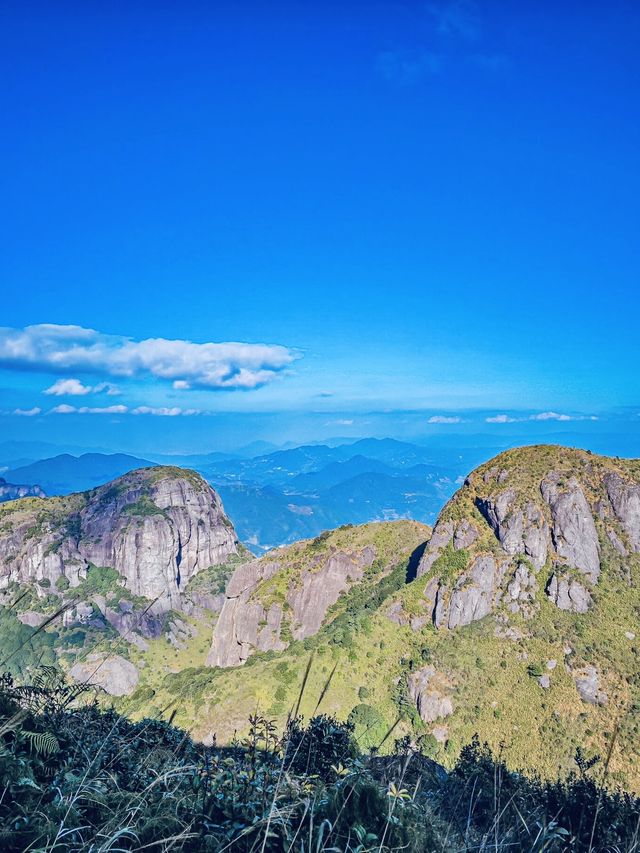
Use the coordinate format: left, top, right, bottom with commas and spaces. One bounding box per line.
529, 411, 572, 422
49, 404, 78, 414
43, 377, 120, 396
428, 415, 462, 424
79, 405, 128, 415
44, 378, 93, 396
131, 406, 200, 417
529, 412, 599, 422
13, 407, 41, 417
48, 403, 200, 417
0, 324, 298, 391
49, 404, 128, 415
485, 411, 598, 424
486, 414, 517, 423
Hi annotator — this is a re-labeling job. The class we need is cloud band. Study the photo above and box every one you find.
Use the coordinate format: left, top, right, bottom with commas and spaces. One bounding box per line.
0, 324, 298, 391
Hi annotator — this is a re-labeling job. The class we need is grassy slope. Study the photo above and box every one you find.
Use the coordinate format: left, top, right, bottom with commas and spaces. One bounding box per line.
116, 520, 429, 741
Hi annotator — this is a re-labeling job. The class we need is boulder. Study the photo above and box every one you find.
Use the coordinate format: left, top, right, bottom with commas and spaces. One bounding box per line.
70, 654, 139, 696
573, 665, 607, 705
408, 666, 454, 723
547, 574, 591, 613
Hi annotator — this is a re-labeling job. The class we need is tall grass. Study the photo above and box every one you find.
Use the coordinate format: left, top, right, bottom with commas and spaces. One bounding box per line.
1, 666, 639, 851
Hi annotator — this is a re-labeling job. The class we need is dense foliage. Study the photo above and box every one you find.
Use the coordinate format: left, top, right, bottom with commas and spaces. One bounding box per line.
1, 669, 639, 851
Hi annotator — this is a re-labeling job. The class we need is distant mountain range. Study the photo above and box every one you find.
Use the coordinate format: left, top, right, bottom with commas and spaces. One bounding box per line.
1, 439, 469, 551
8, 432, 639, 553
4, 453, 153, 496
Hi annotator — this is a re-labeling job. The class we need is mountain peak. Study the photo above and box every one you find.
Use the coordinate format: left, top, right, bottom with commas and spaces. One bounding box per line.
0, 466, 238, 610
410, 444, 639, 630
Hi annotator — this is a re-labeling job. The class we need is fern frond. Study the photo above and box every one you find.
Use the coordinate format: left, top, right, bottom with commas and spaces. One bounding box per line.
23, 729, 60, 757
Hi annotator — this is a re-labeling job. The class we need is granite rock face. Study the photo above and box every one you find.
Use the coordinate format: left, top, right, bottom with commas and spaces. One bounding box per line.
0, 478, 46, 503
476, 491, 548, 569
208, 544, 377, 668
546, 574, 592, 614
69, 654, 139, 696
604, 473, 640, 553
412, 447, 640, 632
438, 556, 507, 630
540, 474, 600, 582
0, 468, 238, 611
206, 558, 286, 667
408, 665, 454, 723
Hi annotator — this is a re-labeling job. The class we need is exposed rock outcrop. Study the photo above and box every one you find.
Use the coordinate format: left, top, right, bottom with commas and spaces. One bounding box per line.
69, 654, 139, 696
0, 467, 238, 611
540, 474, 600, 582
0, 478, 46, 503
206, 557, 287, 667
604, 473, 640, 553
408, 665, 454, 723
546, 574, 591, 613
573, 665, 607, 705
207, 546, 376, 667
476, 491, 548, 569
412, 447, 640, 632
207, 521, 428, 668
438, 556, 507, 630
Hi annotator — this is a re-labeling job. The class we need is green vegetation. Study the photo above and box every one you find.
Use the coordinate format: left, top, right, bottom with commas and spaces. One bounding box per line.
184, 553, 250, 597
121, 495, 166, 517
429, 543, 469, 584
1, 668, 639, 851
0, 610, 58, 679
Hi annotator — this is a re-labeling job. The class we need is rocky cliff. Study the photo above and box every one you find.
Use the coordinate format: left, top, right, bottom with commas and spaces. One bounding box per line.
207, 520, 429, 667
0, 467, 238, 611
0, 477, 46, 503
407, 446, 640, 630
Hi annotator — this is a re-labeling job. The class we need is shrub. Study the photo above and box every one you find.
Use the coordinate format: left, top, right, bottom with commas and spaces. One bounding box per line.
348, 703, 389, 750
285, 714, 356, 780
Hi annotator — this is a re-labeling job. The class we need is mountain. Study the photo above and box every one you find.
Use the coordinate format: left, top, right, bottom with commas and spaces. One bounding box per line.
0, 440, 109, 470
288, 454, 397, 491
199, 439, 463, 550
207, 520, 429, 668
4, 440, 464, 551
0, 477, 46, 503
0, 466, 238, 611
4, 452, 154, 495
4, 444, 639, 790
214, 471, 451, 552
115, 445, 639, 791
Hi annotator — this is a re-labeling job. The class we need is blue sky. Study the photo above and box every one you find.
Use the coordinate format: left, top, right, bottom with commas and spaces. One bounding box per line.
1, 1, 638, 453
